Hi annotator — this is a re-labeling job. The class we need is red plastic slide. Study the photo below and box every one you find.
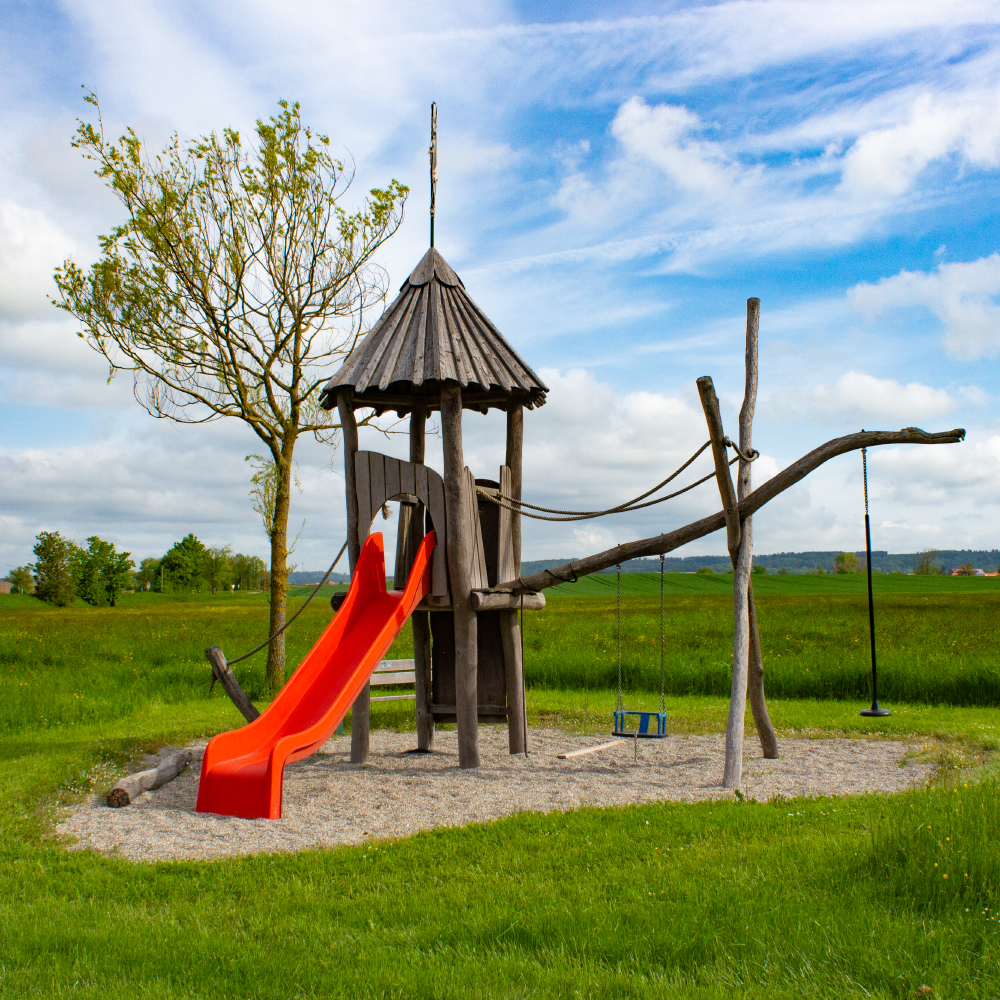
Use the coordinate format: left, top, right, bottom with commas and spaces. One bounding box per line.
196, 530, 436, 820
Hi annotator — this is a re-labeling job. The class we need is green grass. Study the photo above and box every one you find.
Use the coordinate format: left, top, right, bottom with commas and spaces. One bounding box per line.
2, 583, 999, 996
1, 704, 998, 998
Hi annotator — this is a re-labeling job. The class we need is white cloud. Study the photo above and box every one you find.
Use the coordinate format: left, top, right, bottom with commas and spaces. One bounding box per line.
808, 370, 957, 425
0, 202, 79, 321
850, 254, 1000, 360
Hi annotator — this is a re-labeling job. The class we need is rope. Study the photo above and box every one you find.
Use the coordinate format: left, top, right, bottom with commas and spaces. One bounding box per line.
615, 561, 623, 713
225, 540, 349, 666
479, 453, 748, 523
659, 552, 665, 714
504, 441, 711, 516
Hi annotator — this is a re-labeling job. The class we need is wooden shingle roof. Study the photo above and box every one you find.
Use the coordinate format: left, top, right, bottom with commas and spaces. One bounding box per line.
319, 248, 548, 415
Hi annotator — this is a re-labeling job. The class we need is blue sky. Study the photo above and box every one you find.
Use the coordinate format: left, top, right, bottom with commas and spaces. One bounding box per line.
1, 0, 998, 574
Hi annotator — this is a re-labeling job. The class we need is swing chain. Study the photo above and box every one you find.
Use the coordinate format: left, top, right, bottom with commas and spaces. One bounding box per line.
615, 562, 623, 713
862, 446, 869, 516
659, 552, 665, 714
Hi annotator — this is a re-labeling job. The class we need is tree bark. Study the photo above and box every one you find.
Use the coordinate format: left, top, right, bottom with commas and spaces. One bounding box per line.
265, 437, 295, 691
338, 390, 369, 764
739, 299, 778, 759
441, 385, 480, 769
506, 426, 965, 595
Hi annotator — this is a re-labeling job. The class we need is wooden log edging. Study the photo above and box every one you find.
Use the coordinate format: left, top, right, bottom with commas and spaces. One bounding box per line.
505, 426, 965, 595
107, 749, 193, 808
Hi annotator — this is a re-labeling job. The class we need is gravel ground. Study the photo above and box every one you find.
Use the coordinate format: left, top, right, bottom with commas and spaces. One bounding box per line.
57, 728, 933, 863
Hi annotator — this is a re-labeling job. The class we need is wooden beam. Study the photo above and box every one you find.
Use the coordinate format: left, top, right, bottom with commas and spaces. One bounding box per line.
441, 384, 480, 769
506, 426, 964, 594
408, 403, 434, 752
557, 740, 620, 759
337, 389, 369, 765
469, 591, 545, 612
506, 405, 523, 572
696, 376, 740, 563
740, 299, 778, 760
205, 645, 259, 723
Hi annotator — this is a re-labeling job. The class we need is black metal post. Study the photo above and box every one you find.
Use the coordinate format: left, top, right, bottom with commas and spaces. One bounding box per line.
860, 444, 890, 717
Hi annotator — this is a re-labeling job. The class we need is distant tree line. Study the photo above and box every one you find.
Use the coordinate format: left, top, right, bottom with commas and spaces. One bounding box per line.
5, 531, 269, 606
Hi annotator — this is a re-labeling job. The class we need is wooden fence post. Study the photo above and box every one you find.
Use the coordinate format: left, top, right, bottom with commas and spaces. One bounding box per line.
441, 385, 480, 768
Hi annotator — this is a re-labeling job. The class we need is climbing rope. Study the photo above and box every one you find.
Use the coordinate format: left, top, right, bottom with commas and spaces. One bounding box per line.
477, 441, 755, 522
224, 540, 349, 666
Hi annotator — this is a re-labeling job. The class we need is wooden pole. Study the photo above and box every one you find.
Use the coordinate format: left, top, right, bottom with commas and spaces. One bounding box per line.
441, 385, 480, 768
338, 389, 369, 764
696, 376, 750, 789
507, 426, 964, 595
409, 403, 434, 751
506, 405, 523, 570
740, 300, 778, 759
501, 403, 527, 754
205, 646, 260, 723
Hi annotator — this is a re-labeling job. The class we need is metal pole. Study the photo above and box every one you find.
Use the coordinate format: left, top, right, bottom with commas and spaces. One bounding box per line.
429, 103, 437, 248
860, 443, 890, 717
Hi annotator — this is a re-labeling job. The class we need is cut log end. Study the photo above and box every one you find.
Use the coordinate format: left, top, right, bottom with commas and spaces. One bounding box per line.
107, 787, 131, 808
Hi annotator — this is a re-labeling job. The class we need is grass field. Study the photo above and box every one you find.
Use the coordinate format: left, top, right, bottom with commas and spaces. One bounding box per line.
1, 577, 998, 997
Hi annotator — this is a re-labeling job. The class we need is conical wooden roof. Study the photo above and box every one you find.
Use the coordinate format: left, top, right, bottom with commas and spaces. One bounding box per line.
319, 248, 548, 415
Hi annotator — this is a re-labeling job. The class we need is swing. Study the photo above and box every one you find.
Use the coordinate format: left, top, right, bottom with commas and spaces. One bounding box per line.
612, 555, 668, 738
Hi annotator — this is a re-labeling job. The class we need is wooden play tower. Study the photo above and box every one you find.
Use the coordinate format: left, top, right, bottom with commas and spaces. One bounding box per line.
319, 246, 548, 769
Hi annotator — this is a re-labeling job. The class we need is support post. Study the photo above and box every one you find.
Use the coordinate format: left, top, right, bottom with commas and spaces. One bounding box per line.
502, 403, 527, 754
338, 389, 369, 764
409, 404, 434, 751
696, 376, 750, 789
506, 405, 523, 570
739, 300, 778, 759
441, 385, 480, 768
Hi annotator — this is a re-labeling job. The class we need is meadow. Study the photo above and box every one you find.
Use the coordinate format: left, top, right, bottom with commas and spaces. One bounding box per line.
1, 575, 998, 997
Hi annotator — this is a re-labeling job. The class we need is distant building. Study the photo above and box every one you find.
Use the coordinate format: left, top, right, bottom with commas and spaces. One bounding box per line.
0, 581, 12, 594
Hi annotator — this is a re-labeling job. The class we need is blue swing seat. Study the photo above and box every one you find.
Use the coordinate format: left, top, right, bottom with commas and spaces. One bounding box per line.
613, 709, 668, 738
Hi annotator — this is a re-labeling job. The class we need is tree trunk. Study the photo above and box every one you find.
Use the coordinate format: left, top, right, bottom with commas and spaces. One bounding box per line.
739, 299, 778, 759
265, 442, 295, 692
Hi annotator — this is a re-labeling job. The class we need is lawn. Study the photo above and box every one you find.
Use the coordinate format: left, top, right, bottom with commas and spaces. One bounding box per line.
1, 578, 998, 997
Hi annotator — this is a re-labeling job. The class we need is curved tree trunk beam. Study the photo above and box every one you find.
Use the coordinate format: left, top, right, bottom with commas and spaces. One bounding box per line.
506, 426, 965, 595
206, 645, 260, 723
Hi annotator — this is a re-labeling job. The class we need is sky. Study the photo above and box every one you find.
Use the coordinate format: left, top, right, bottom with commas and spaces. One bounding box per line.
1, 0, 999, 576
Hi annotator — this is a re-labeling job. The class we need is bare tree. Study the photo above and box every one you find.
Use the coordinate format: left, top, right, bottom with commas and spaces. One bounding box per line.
53, 96, 407, 689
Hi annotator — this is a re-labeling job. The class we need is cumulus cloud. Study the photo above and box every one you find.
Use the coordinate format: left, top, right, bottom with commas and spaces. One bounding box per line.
808, 370, 957, 425
0, 202, 79, 322
850, 254, 1000, 360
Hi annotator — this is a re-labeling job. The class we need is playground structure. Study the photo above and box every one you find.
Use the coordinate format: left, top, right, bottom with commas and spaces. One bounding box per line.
196, 108, 966, 815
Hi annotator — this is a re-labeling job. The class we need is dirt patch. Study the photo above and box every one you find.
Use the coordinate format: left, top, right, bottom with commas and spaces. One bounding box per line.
56, 728, 932, 862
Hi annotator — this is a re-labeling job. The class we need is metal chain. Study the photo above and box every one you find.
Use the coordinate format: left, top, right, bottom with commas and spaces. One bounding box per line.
862, 446, 869, 516
659, 552, 665, 714
616, 561, 623, 712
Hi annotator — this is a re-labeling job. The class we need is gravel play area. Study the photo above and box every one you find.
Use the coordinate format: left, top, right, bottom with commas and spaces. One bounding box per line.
57, 728, 933, 863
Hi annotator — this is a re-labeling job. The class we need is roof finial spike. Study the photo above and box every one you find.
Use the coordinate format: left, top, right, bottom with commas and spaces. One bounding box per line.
429, 102, 437, 248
